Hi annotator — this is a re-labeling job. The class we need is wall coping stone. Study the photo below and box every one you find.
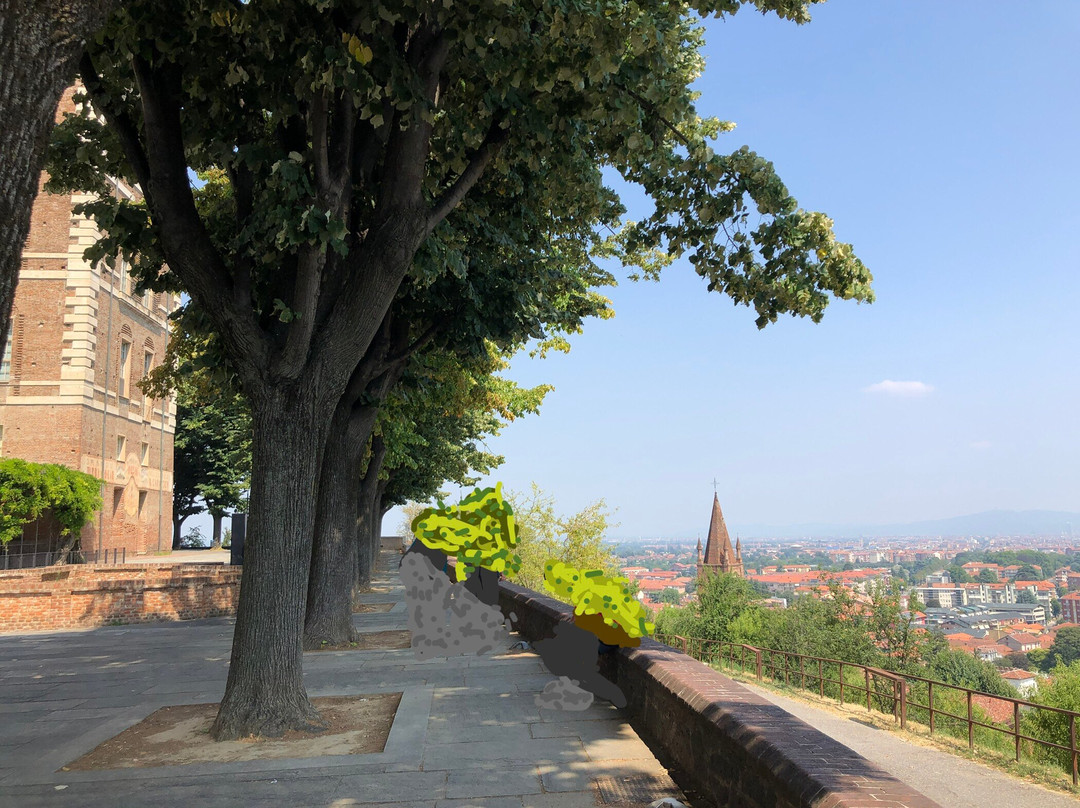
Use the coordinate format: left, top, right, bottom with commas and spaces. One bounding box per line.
496, 577, 943, 808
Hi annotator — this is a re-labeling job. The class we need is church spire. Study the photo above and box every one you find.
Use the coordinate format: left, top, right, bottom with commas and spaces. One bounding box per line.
701, 492, 744, 578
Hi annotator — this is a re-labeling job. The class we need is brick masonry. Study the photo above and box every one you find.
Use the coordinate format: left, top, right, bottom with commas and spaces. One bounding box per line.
0, 564, 241, 632
0, 85, 178, 557
497, 579, 944, 808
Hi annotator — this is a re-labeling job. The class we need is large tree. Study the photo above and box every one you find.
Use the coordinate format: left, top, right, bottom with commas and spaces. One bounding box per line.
49, 0, 870, 739
304, 184, 614, 647
0, 1, 124, 355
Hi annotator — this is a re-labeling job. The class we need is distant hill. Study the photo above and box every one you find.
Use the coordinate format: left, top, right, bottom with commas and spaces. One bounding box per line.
734, 510, 1080, 540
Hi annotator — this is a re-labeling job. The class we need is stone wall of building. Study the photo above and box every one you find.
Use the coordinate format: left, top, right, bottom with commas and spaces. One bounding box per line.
0, 84, 177, 558
0, 564, 240, 632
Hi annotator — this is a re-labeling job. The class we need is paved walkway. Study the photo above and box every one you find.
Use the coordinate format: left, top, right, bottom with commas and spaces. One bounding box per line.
0, 548, 685, 808
134, 548, 232, 564
739, 680, 1078, 808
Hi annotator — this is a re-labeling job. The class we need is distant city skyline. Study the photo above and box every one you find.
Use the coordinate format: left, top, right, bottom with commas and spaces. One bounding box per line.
373, 3, 1078, 540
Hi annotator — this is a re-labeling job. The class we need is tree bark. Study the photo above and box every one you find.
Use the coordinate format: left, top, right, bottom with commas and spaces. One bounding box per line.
210, 384, 333, 740
303, 403, 375, 649
356, 437, 389, 587
305, 314, 417, 647
172, 515, 187, 550
0, 1, 121, 352
210, 512, 224, 550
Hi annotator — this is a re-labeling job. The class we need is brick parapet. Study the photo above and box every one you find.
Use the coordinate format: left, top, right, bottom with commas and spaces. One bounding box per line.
497, 578, 942, 808
0, 564, 241, 632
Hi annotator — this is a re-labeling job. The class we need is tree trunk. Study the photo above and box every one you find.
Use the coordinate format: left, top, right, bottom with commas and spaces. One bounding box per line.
0, 1, 121, 353
210, 385, 333, 740
303, 403, 375, 649
374, 479, 390, 576
355, 436, 388, 589
210, 512, 223, 550
172, 514, 187, 550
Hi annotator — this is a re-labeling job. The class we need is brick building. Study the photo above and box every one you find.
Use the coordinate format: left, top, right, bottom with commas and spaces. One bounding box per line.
0, 87, 176, 560
1061, 593, 1080, 625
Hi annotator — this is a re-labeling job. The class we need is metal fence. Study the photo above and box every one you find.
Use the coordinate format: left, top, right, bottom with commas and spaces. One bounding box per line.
656, 633, 1080, 785
0, 548, 127, 570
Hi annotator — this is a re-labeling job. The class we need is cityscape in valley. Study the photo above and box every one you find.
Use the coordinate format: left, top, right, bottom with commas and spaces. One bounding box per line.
616, 494, 1080, 698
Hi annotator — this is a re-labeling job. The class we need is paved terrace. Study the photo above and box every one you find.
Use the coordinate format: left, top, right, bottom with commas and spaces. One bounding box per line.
0, 548, 687, 808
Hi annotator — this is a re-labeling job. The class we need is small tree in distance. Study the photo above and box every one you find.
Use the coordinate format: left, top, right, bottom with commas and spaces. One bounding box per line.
507, 484, 621, 594
657, 588, 683, 606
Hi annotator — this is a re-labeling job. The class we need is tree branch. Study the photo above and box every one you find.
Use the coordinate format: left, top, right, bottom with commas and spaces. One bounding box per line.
79, 53, 151, 191
377, 26, 449, 214
226, 160, 254, 313
613, 80, 694, 150
130, 55, 270, 383
275, 243, 322, 378
425, 118, 508, 237
380, 320, 440, 370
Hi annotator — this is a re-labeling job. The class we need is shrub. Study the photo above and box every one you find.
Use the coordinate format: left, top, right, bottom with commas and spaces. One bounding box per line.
0, 458, 102, 547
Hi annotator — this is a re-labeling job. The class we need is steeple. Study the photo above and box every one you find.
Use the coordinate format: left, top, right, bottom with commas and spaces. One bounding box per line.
696, 536, 703, 565
700, 493, 744, 578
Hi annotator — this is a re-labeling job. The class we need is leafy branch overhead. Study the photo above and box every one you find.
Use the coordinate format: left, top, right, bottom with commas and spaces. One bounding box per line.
47, 0, 869, 372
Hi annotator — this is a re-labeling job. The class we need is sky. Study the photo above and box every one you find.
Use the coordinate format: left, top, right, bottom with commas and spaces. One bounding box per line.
381, 2, 1080, 541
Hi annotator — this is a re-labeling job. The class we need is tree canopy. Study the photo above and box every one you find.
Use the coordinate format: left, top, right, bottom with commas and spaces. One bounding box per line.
46, 0, 872, 740
1043, 627, 1080, 672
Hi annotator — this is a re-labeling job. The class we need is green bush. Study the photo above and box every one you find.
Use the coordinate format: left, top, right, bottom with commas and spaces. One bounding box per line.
0, 459, 102, 547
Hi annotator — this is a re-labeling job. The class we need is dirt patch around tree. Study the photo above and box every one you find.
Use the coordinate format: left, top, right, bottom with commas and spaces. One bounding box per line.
352, 602, 394, 614
306, 629, 412, 652
64, 693, 402, 770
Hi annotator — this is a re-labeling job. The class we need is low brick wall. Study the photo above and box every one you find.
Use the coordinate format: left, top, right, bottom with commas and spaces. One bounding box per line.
498, 579, 943, 808
0, 563, 241, 632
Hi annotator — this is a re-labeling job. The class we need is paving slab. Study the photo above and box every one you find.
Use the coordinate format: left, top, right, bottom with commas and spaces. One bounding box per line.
444, 765, 543, 798
0, 547, 683, 807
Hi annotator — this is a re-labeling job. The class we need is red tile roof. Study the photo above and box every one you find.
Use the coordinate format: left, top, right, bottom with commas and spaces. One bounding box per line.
973, 695, 1015, 725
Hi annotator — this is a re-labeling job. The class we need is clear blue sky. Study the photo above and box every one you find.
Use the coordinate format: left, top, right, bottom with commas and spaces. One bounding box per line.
392, 2, 1080, 539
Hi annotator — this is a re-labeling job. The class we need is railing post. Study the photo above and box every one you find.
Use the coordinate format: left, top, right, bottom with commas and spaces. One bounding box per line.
967, 690, 974, 751
928, 681, 935, 735
839, 662, 845, 705
892, 680, 898, 723
755, 649, 762, 681
1014, 702, 1021, 763
800, 655, 806, 691
865, 668, 871, 712
818, 658, 824, 698
1071, 713, 1078, 787
900, 680, 907, 730
681, 636, 688, 654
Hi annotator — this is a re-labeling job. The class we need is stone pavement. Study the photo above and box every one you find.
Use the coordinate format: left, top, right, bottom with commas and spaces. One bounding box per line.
0, 548, 686, 808
739, 680, 1079, 808
135, 548, 232, 564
